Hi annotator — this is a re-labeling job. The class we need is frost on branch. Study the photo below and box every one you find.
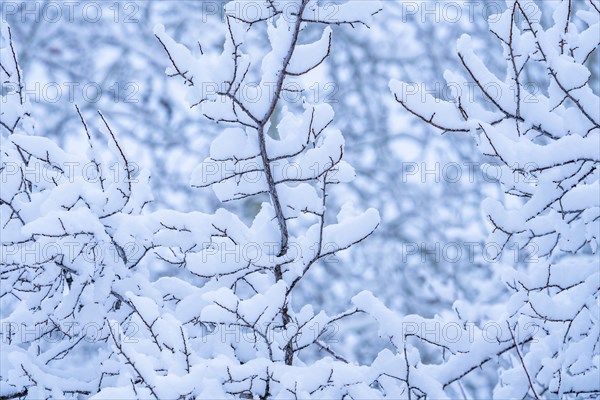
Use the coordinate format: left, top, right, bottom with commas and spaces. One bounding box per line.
385, 1, 600, 398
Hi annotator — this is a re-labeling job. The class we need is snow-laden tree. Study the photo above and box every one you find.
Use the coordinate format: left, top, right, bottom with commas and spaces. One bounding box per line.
1, 1, 237, 215
0, 21, 154, 398
0, 1, 407, 397
380, 0, 599, 398
308, 1, 508, 367
3, 0, 597, 398
2, 3, 555, 376
1, 3, 498, 358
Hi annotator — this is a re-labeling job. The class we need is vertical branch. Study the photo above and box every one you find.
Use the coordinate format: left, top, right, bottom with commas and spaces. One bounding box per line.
98, 111, 131, 185
509, 2, 522, 136
7, 26, 24, 106
508, 322, 540, 400
258, 0, 310, 260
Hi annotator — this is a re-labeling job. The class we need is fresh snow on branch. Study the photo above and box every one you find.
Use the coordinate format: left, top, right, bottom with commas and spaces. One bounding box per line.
388, 1, 599, 398
1, 0, 598, 398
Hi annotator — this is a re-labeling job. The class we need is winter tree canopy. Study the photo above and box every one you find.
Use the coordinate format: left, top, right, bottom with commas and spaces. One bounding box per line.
1, 0, 598, 399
